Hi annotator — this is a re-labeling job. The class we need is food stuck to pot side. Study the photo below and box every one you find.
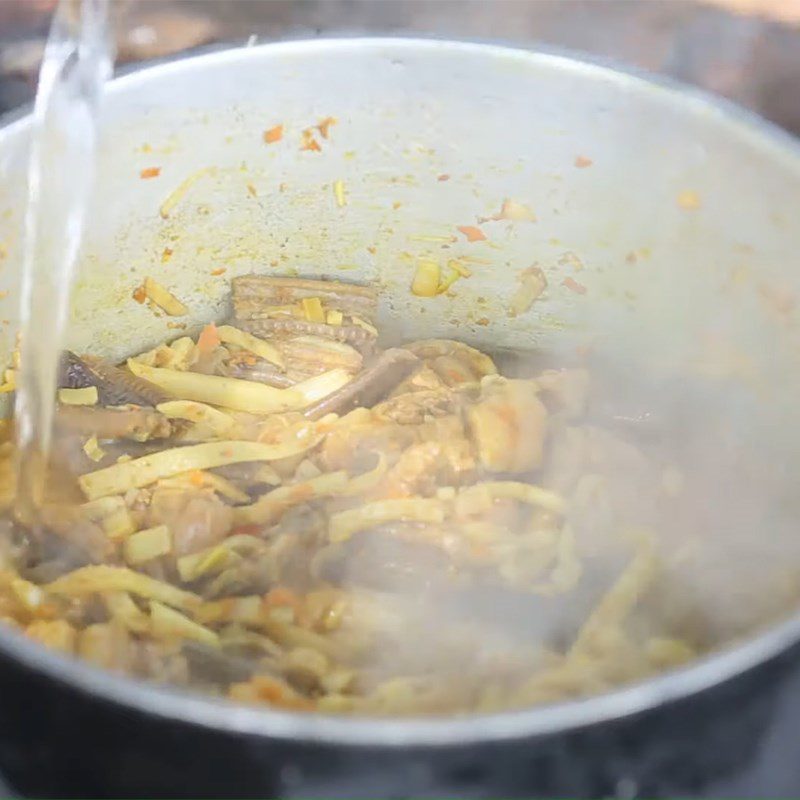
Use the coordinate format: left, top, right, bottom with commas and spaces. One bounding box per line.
0, 273, 783, 715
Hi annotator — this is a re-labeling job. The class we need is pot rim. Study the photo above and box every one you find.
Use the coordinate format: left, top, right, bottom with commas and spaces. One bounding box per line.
3, 35, 800, 747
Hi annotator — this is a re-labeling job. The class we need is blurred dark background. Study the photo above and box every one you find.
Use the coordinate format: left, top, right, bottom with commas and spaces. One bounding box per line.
1, 0, 800, 134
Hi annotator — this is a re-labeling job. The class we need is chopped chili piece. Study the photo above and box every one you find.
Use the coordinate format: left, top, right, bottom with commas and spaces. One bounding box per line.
188, 470, 205, 487
562, 276, 587, 295
457, 225, 487, 242
263, 125, 283, 144
316, 116, 337, 139
197, 323, 220, 354
265, 587, 301, 608
301, 129, 322, 152
132, 285, 147, 304
139, 167, 161, 179
228, 524, 261, 538
574, 155, 593, 168
437, 174, 450, 182
161, 247, 173, 263
210, 267, 227, 276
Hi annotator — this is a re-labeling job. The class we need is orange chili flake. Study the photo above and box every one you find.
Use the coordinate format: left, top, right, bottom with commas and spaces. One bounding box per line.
210, 267, 227, 276
263, 124, 283, 144
300, 129, 321, 152
139, 167, 161, 179
161, 247, 173, 263
231, 676, 313, 711
476, 317, 490, 326
470, 542, 490, 559
289, 485, 315, 503
188, 470, 205, 487
132, 284, 147, 304
562, 276, 587, 295
457, 225, 487, 243
677, 190, 701, 210
759, 282, 795, 316
574, 155, 593, 169
437, 174, 450, 182
316, 116, 337, 139
197, 322, 220, 353
265, 587, 300, 608
228, 524, 261, 538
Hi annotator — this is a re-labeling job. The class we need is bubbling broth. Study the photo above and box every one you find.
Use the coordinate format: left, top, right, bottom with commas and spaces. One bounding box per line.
0, 274, 795, 716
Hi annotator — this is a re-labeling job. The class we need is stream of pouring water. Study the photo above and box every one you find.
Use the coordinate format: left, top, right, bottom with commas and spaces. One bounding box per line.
14, 0, 111, 522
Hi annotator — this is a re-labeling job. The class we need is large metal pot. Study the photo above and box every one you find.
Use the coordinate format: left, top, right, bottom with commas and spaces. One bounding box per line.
0, 38, 799, 797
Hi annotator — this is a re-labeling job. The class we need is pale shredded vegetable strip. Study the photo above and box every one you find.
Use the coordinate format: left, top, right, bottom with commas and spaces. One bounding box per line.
104, 592, 150, 634
333, 179, 347, 207
46, 565, 200, 611
102, 507, 137, 540
58, 386, 98, 406
177, 544, 234, 583
81, 495, 125, 520
302, 297, 326, 323
216, 325, 285, 369
176, 534, 264, 582
150, 601, 219, 647
130, 360, 350, 414
339, 454, 387, 496
159, 167, 216, 219
196, 595, 262, 626
123, 525, 172, 565
571, 541, 657, 656
456, 482, 565, 515
156, 400, 236, 436
79, 440, 320, 500
234, 471, 348, 526
129, 360, 303, 414
143, 277, 188, 316
82, 436, 105, 463
328, 498, 446, 543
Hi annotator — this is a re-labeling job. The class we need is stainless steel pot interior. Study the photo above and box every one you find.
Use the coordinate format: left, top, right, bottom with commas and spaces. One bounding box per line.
0, 37, 798, 745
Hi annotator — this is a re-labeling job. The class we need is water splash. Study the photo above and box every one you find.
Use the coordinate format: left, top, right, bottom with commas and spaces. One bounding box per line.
14, 0, 111, 520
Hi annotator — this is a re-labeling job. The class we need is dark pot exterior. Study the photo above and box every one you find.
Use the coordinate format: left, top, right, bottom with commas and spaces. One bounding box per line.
0, 640, 795, 798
